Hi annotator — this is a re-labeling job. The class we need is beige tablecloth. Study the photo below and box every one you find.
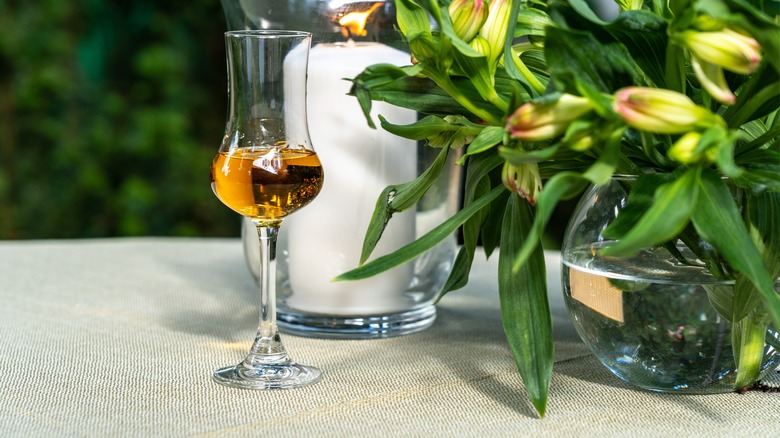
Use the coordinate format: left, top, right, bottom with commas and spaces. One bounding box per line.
0, 238, 777, 436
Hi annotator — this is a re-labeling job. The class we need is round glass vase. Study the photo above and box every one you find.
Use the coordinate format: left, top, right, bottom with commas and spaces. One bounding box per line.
560, 176, 780, 393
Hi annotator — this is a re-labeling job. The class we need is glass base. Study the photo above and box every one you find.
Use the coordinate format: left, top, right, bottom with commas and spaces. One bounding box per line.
277, 305, 436, 339
213, 362, 322, 390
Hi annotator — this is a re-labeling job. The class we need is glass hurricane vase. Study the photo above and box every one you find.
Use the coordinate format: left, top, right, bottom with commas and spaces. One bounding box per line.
228, 0, 460, 339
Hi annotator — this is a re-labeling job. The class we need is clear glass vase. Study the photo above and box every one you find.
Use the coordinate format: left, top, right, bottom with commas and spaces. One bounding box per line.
227, 0, 461, 338
561, 176, 780, 393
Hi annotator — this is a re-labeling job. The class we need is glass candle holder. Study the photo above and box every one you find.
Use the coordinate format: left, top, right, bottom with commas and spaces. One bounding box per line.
225, 0, 461, 338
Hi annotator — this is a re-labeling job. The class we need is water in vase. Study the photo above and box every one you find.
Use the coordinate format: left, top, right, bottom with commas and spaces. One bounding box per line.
562, 242, 780, 393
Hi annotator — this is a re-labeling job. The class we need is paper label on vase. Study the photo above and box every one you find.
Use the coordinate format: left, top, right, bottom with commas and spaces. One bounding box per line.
569, 268, 625, 323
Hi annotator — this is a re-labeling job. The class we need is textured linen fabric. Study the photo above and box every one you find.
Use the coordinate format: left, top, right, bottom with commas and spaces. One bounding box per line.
0, 238, 777, 437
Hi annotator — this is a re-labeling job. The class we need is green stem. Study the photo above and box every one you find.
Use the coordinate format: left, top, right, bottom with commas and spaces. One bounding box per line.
424, 66, 502, 126
733, 313, 769, 389
511, 48, 546, 96
664, 42, 686, 93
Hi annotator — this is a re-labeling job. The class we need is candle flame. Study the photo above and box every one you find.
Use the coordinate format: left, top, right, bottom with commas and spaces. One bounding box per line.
337, 2, 383, 38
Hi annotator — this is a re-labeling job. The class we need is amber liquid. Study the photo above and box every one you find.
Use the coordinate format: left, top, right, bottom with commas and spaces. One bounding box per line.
210, 147, 323, 221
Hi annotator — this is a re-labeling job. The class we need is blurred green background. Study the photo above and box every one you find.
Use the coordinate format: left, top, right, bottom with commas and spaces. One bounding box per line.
0, 0, 239, 239
0, 0, 574, 244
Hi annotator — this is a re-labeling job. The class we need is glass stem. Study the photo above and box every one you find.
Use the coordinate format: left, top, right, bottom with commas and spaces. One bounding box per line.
243, 222, 289, 368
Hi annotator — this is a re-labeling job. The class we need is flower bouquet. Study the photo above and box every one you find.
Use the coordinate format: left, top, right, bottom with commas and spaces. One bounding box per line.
336, 0, 779, 416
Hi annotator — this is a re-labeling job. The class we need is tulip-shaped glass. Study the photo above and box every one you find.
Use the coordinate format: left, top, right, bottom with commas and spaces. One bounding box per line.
210, 30, 323, 389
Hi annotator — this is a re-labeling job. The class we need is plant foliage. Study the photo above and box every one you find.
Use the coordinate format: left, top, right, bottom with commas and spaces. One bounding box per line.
337, 0, 780, 416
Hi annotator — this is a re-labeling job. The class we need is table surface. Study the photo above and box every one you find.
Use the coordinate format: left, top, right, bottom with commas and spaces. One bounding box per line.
0, 238, 777, 437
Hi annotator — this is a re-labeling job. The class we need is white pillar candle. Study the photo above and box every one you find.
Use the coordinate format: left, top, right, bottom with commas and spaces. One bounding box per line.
283, 41, 418, 315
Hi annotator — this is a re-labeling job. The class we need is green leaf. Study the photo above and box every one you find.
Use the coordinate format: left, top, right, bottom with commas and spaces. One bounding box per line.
512, 130, 623, 272
568, 0, 608, 25
730, 191, 780, 322
512, 171, 589, 272
379, 114, 483, 141
545, 8, 642, 94
480, 189, 510, 258
395, 0, 432, 39
515, 7, 554, 38
600, 167, 700, 258
722, 63, 780, 128
499, 192, 553, 417
704, 284, 736, 321
359, 146, 451, 264
349, 63, 424, 128
500, 144, 561, 165
436, 246, 474, 301
337, 185, 505, 281
604, 10, 669, 88
462, 126, 505, 158
439, 152, 504, 296
690, 169, 780, 329
601, 173, 676, 240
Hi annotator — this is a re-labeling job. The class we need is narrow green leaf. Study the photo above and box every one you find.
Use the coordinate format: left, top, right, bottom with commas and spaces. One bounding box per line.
600, 167, 700, 258
437, 246, 473, 300
732, 275, 763, 323
463, 126, 505, 158
568, 0, 608, 25
480, 190, 510, 257
512, 171, 589, 272
502, 0, 525, 83
515, 7, 553, 38
499, 192, 552, 417
359, 146, 450, 264
395, 0, 432, 39
703, 284, 736, 321
500, 144, 561, 165
439, 153, 504, 296
601, 173, 675, 240
512, 128, 624, 271
604, 10, 668, 88
379, 115, 483, 141
337, 185, 505, 281
691, 169, 780, 328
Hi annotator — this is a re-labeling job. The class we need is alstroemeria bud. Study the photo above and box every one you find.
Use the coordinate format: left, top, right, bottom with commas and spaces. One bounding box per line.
502, 162, 542, 205
680, 28, 761, 75
479, 0, 511, 62
506, 94, 594, 141
449, 0, 489, 42
469, 35, 492, 58
613, 87, 724, 134
690, 56, 736, 104
667, 132, 705, 164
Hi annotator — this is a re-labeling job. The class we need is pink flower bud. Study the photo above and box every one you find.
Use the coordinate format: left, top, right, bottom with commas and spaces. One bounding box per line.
449, 0, 489, 42
690, 57, 736, 104
506, 94, 593, 141
479, 0, 511, 61
613, 87, 724, 134
502, 162, 542, 205
681, 28, 761, 75
667, 132, 706, 164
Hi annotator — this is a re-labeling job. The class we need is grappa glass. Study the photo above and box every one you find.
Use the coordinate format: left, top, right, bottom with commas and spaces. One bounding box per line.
210, 30, 323, 389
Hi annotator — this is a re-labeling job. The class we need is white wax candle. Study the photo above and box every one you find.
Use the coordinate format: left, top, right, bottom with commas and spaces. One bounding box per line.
283, 42, 417, 315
